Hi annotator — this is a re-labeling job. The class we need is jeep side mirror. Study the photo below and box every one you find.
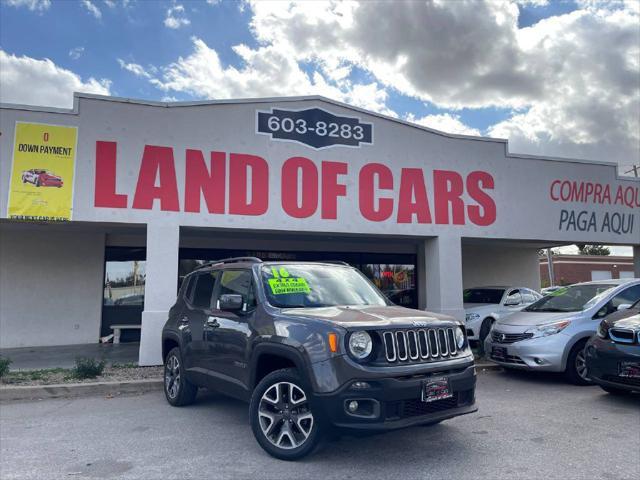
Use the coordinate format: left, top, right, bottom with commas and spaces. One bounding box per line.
617, 303, 632, 311
219, 294, 243, 312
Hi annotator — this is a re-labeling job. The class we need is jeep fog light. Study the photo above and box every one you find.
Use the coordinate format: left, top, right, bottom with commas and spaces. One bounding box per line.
348, 331, 373, 359
347, 400, 359, 413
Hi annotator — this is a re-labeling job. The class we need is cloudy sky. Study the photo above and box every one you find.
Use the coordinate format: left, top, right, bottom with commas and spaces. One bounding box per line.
0, 0, 638, 253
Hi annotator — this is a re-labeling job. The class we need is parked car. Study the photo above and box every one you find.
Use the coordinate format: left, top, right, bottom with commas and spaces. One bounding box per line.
162, 258, 476, 460
463, 286, 542, 348
586, 299, 640, 395
21, 168, 63, 187
485, 279, 640, 384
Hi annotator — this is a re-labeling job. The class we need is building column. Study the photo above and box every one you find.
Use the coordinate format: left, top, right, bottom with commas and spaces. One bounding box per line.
417, 236, 464, 321
634, 245, 640, 279
139, 223, 179, 366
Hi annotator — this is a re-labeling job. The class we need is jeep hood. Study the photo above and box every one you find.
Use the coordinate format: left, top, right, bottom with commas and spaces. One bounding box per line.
281, 305, 459, 328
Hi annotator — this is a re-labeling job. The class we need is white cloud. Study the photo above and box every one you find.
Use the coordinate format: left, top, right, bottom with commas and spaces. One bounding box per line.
0, 50, 111, 108
150, 37, 395, 116
164, 4, 190, 29
81, 0, 102, 19
117, 58, 152, 78
4, 0, 50, 11
242, 1, 639, 168
103, 0, 116, 7
69, 47, 84, 60
406, 113, 481, 136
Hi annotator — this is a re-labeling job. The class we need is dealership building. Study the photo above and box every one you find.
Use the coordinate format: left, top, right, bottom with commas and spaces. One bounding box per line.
0, 93, 638, 365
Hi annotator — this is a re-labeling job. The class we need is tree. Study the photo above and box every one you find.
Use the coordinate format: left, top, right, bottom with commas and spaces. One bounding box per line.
576, 244, 611, 256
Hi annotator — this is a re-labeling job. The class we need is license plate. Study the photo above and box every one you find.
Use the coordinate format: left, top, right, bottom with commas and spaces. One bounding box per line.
619, 361, 640, 378
491, 346, 508, 361
422, 377, 453, 403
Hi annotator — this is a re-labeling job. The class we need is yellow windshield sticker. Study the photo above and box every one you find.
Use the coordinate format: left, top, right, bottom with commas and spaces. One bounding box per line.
268, 277, 311, 295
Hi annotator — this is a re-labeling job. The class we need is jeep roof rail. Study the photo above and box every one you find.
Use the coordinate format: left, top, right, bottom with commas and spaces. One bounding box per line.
195, 257, 263, 270
322, 260, 351, 266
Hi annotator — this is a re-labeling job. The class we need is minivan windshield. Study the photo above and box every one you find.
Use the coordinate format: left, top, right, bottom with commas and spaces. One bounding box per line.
463, 288, 505, 304
525, 283, 615, 313
261, 264, 388, 308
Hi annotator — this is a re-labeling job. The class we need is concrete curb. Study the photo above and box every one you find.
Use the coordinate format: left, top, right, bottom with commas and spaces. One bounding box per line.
0, 378, 163, 402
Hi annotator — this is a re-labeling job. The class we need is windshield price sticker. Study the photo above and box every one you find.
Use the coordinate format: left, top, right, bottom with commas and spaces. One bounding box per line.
269, 277, 311, 295
257, 108, 373, 149
268, 266, 311, 295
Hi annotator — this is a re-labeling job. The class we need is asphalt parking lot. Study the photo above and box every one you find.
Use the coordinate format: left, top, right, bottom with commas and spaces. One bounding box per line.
1, 370, 638, 480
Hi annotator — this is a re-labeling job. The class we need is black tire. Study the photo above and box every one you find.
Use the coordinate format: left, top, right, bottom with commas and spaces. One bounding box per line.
163, 347, 198, 406
478, 317, 494, 356
600, 385, 631, 396
564, 340, 592, 385
250, 368, 323, 461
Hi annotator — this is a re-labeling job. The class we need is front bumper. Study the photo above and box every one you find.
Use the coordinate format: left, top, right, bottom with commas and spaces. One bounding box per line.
585, 336, 640, 392
313, 364, 477, 431
484, 332, 568, 372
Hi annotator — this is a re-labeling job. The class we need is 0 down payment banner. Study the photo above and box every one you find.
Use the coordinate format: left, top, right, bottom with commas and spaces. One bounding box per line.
7, 122, 77, 221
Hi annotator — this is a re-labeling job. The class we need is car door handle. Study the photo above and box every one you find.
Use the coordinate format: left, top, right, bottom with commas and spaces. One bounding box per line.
206, 317, 220, 328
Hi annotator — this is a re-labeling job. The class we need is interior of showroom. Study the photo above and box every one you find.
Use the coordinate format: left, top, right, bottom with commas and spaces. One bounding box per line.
0, 93, 638, 365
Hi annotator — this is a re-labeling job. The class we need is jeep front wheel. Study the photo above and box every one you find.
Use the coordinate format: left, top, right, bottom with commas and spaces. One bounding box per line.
250, 368, 322, 460
163, 347, 197, 406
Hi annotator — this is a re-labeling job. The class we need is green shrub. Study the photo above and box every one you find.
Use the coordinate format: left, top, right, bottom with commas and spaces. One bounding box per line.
73, 357, 106, 379
0, 356, 12, 378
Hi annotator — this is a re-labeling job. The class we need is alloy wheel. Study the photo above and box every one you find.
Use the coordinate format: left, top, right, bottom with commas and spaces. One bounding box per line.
575, 348, 589, 381
258, 381, 314, 450
165, 355, 181, 399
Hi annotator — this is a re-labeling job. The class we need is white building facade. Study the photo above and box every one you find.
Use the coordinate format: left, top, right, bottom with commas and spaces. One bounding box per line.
1, 94, 638, 365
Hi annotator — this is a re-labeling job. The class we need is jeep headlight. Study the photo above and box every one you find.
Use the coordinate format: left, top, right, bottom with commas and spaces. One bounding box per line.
525, 320, 571, 339
348, 331, 373, 360
465, 313, 480, 323
455, 327, 466, 349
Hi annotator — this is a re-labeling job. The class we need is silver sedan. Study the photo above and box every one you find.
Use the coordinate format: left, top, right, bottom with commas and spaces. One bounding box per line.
484, 279, 640, 384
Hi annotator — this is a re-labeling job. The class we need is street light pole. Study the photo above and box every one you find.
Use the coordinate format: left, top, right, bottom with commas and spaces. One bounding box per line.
546, 248, 555, 287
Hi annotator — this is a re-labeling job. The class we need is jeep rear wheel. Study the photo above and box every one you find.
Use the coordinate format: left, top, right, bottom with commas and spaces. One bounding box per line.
163, 347, 197, 406
250, 368, 322, 460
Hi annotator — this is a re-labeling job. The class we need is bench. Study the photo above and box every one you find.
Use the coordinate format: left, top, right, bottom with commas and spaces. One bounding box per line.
110, 324, 142, 344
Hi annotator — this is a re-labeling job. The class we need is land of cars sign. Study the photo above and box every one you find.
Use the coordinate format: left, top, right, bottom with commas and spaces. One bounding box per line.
94, 142, 496, 226
1, 95, 638, 245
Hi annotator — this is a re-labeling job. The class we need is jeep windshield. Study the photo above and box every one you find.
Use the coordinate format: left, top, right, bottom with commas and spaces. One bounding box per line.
524, 283, 615, 313
261, 264, 388, 308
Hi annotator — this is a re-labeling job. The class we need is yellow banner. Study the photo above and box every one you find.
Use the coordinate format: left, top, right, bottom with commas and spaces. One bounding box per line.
8, 122, 77, 221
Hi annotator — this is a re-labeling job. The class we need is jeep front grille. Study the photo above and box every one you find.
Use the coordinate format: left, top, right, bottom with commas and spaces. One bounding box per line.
382, 328, 459, 363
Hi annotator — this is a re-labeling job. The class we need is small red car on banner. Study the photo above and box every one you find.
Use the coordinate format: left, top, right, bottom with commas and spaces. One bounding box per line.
21, 169, 63, 188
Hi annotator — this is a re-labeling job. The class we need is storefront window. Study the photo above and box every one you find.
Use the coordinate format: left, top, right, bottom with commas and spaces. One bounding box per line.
101, 247, 146, 341
361, 264, 416, 308
104, 260, 146, 306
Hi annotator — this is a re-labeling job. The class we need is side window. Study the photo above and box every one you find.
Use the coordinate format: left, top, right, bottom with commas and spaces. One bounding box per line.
611, 285, 640, 309
184, 275, 198, 302
522, 290, 536, 303
214, 270, 255, 310
191, 272, 217, 309
505, 289, 522, 305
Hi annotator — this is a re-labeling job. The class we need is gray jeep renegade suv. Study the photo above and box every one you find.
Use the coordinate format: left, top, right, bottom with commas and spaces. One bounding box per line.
162, 257, 477, 460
